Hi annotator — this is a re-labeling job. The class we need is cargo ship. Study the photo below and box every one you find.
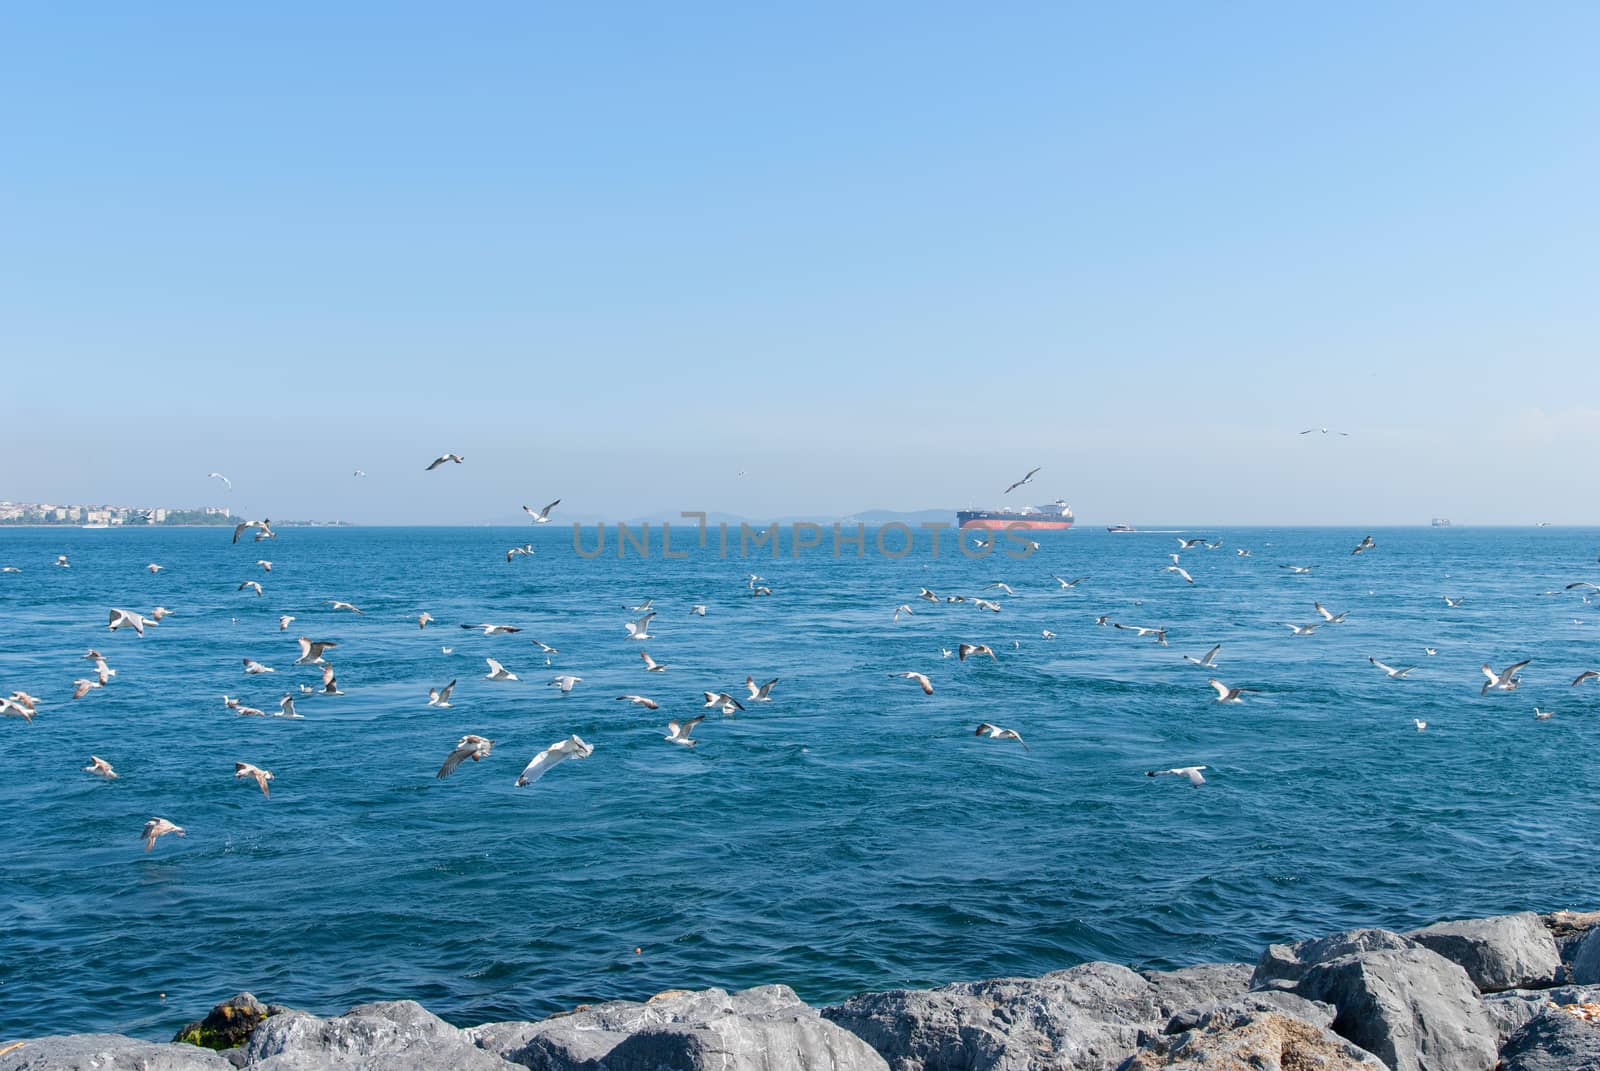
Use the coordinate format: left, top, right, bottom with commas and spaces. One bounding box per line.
956, 500, 1074, 530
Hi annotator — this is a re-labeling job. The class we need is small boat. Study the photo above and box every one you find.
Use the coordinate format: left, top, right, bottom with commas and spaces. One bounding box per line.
1106, 525, 1137, 533
1430, 518, 1452, 528
80, 523, 110, 529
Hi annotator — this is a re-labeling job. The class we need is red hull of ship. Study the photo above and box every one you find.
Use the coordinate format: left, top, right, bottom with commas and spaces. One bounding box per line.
957, 518, 1074, 530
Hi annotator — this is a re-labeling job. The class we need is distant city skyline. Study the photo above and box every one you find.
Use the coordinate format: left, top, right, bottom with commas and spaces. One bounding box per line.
3, 5, 1597, 525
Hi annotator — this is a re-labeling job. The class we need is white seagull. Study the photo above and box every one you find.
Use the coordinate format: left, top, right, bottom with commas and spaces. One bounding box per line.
1481, 659, 1530, 695
234, 762, 274, 798
242, 659, 275, 675
238, 581, 264, 597
640, 651, 667, 672
1146, 766, 1206, 786
516, 735, 593, 786
208, 472, 233, 490
1003, 467, 1040, 494
1368, 657, 1415, 679
484, 658, 519, 682
664, 716, 704, 746
974, 723, 1028, 749
1314, 601, 1349, 624
523, 500, 560, 524
616, 694, 660, 710
437, 734, 493, 778
141, 818, 185, 851
548, 674, 583, 694
108, 608, 153, 635
625, 612, 656, 640
958, 642, 997, 661
1209, 678, 1256, 703
1164, 565, 1195, 585
703, 691, 745, 714
1183, 644, 1222, 668
427, 680, 456, 707
889, 671, 934, 695
746, 676, 779, 702
295, 638, 337, 665
425, 453, 465, 471
1284, 623, 1320, 636
461, 623, 522, 635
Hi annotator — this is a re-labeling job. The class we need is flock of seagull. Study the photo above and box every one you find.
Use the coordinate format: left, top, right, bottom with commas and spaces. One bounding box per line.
5, 460, 1599, 853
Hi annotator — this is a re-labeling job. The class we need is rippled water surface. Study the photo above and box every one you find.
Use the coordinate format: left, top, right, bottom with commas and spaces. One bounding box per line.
2, 524, 1598, 1039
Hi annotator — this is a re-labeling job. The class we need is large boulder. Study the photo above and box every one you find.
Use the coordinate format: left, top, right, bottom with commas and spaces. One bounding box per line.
1497, 1009, 1600, 1071
1115, 1010, 1386, 1070
1482, 985, 1600, 1045
1405, 912, 1561, 992
1575, 928, 1600, 985
1290, 947, 1497, 1071
471, 985, 888, 1071
0, 1034, 234, 1070
242, 999, 520, 1070
174, 992, 292, 1052
1251, 929, 1418, 990
821, 961, 1251, 1071
1162, 990, 1335, 1035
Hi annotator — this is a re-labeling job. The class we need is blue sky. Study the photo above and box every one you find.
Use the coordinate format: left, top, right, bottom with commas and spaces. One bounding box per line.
3, 4, 1597, 524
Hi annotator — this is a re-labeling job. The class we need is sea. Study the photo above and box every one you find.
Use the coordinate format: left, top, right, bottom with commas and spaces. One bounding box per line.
2, 523, 1597, 1040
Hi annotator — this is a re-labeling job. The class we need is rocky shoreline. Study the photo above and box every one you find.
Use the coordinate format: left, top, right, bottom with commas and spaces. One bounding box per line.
5, 909, 1599, 1070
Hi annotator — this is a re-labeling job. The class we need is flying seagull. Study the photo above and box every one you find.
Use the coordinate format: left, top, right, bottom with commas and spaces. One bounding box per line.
957, 642, 997, 662
295, 638, 337, 665
889, 671, 934, 695
1177, 538, 1207, 550
461, 623, 522, 635
231, 519, 274, 544
242, 659, 275, 675
108, 608, 153, 635
515, 735, 594, 786
437, 734, 493, 778
238, 580, 263, 597
319, 663, 343, 695
974, 723, 1028, 749
427, 680, 457, 707
548, 674, 583, 694
1570, 670, 1599, 687
1003, 467, 1040, 495
746, 676, 779, 702
1208, 679, 1257, 703
418, 612, 434, 629
1280, 565, 1314, 574
703, 691, 745, 714
1314, 601, 1349, 624
1443, 596, 1464, 608
278, 694, 301, 719
84, 756, 117, 779
1414, 719, 1427, 731
146, 563, 164, 574
326, 600, 363, 615
1164, 565, 1195, 585
664, 716, 704, 747
616, 694, 660, 710
1351, 535, 1376, 555
484, 658, 518, 682
506, 545, 534, 561
141, 818, 185, 852
1146, 766, 1206, 786
625, 612, 656, 640
224, 696, 266, 717
1368, 657, 1415, 679
523, 500, 560, 524
1182, 644, 1222, 668
640, 651, 667, 672
234, 762, 274, 798
1481, 659, 1530, 695
1284, 622, 1320, 636
1053, 575, 1089, 588
279, 615, 295, 631
208, 472, 232, 490
1300, 427, 1349, 436
425, 453, 465, 471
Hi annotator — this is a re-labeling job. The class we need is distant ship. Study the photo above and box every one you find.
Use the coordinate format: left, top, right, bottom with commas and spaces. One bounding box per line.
1431, 517, 1452, 528
956, 500, 1074, 530
1106, 524, 1137, 533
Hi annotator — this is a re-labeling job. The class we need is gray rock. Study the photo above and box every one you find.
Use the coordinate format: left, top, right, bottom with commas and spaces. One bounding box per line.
1575, 927, 1600, 985
0, 1034, 235, 1070
1498, 1009, 1600, 1071
1163, 990, 1335, 1035
1405, 912, 1561, 993
1483, 985, 1600, 1046
821, 960, 1251, 1071
1290, 947, 1497, 1071
472, 985, 887, 1071
1116, 1010, 1386, 1070
1541, 910, 1600, 976
1251, 928, 1419, 989
173, 992, 289, 1052
243, 999, 520, 1070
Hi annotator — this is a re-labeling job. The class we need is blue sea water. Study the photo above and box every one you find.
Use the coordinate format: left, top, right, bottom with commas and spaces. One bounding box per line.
1, 523, 1598, 1040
